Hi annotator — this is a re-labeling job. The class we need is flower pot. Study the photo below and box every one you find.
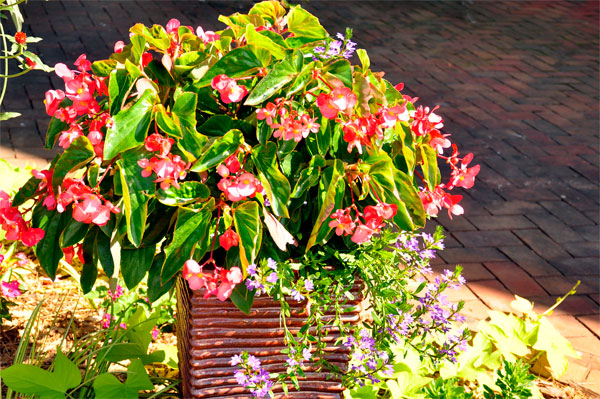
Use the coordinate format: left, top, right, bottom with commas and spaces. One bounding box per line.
176, 278, 365, 398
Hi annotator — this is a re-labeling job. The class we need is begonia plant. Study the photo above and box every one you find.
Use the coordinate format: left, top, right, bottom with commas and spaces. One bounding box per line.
1, 0, 480, 390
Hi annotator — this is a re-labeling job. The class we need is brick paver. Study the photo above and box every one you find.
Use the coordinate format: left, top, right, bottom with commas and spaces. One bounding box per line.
0, 0, 598, 391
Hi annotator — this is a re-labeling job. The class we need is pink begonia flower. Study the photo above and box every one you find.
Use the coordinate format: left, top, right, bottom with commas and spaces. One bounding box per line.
216, 267, 243, 301
1, 280, 22, 299
429, 130, 451, 154
152, 327, 160, 340
330, 87, 357, 112
166, 18, 180, 34
351, 224, 375, 244
410, 105, 443, 137
380, 103, 409, 129
211, 74, 248, 104
44, 89, 65, 116
58, 124, 83, 149
114, 40, 125, 53
329, 209, 356, 236
316, 93, 340, 119
145, 133, 174, 156
21, 228, 45, 247
74, 54, 91, 72
447, 153, 480, 190
196, 26, 220, 44
183, 259, 206, 290
219, 228, 239, 251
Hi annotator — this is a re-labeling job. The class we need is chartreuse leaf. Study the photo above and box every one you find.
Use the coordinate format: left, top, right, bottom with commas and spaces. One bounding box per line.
91, 59, 118, 77
249, 1, 287, 22
121, 245, 156, 289
368, 155, 425, 231
51, 136, 95, 193
245, 52, 299, 106
233, 201, 262, 274
251, 142, 290, 218
93, 359, 153, 399
104, 89, 155, 160
197, 46, 264, 87
117, 148, 156, 247
356, 49, 370, 71
130, 23, 170, 51
245, 24, 287, 60
419, 144, 440, 190
32, 205, 68, 280
287, 5, 328, 39
344, 384, 378, 399
161, 200, 213, 283
532, 317, 580, 378
306, 159, 345, 252
0, 351, 81, 399
157, 181, 210, 206
191, 129, 243, 172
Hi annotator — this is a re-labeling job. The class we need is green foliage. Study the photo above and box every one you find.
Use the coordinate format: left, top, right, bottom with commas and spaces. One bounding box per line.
0, 291, 179, 399
483, 360, 536, 399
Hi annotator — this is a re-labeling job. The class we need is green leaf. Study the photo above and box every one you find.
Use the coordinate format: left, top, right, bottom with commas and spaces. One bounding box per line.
419, 144, 440, 190
245, 52, 299, 106
108, 69, 134, 115
156, 181, 210, 206
32, 206, 68, 280
96, 229, 116, 277
230, 281, 255, 315
93, 359, 153, 399
251, 142, 290, 218
233, 201, 262, 273
104, 89, 155, 160
155, 104, 181, 137
53, 351, 82, 390
198, 115, 254, 137
287, 6, 328, 38
0, 112, 21, 121
121, 245, 156, 289
51, 136, 95, 193
368, 155, 426, 231
130, 23, 170, 51
356, 49, 370, 71
324, 59, 353, 89
147, 252, 174, 302
131, 35, 146, 64
245, 24, 287, 60
306, 159, 345, 252
145, 60, 175, 87
0, 365, 66, 399
0, 351, 80, 399
45, 111, 70, 149
191, 129, 243, 172
197, 46, 264, 88
249, 1, 287, 22
291, 155, 325, 198
80, 229, 99, 293
91, 59, 118, 77
172, 92, 208, 159
161, 201, 213, 283
117, 148, 156, 247
12, 175, 40, 207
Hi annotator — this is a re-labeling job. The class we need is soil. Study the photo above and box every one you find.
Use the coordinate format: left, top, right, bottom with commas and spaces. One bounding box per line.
0, 258, 597, 399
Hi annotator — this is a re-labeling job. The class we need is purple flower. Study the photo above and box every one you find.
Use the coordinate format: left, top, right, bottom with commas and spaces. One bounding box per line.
267, 258, 278, 270
302, 347, 312, 361
230, 354, 243, 366
247, 355, 261, 371
304, 278, 314, 292
266, 272, 278, 283
247, 263, 257, 276
290, 289, 305, 302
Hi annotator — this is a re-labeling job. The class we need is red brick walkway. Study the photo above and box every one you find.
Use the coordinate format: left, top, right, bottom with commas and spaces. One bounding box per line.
0, 0, 598, 392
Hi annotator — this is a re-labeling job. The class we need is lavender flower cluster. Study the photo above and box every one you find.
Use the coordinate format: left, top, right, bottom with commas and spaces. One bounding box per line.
230, 352, 274, 398
314, 32, 357, 60
395, 231, 445, 275
245, 258, 314, 302
344, 329, 393, 385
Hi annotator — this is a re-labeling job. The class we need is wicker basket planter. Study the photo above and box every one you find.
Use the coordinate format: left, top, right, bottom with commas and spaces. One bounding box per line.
176, 278, 365, 398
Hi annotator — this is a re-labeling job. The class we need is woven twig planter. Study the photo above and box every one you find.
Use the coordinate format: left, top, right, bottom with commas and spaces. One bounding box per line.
176, 278, 365, 398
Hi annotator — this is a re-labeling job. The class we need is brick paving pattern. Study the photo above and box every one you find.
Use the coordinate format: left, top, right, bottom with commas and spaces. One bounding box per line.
0, 0, 598, 392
